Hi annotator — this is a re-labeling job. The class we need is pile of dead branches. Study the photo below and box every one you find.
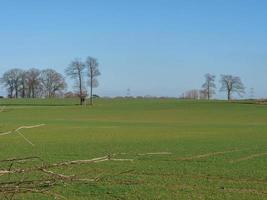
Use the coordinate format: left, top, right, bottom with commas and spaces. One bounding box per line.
0, 151, 171, 199
0, 154, 135, 199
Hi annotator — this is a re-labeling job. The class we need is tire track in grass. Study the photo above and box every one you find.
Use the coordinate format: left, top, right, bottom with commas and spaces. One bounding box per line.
169, 183, 267, 196
133, 171, 267, 185
176, 149, 243, 161
229, 152, 267, 163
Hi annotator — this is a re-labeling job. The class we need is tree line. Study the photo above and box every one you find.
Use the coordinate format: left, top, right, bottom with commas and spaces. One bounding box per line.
183, 74, 245, 100
0, 68, 66, 99
0, 56, 101, 105
1, 59, 246, 102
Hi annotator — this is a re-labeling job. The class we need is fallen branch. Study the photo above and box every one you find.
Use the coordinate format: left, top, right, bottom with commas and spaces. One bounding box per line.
0, 124, 46, 136
0, 124, 45, 146
40, 169, 76, 180
14, 124, 46, 132
0, 154, 134, 176
0, 156, 42, 163
47, 155, 110, 168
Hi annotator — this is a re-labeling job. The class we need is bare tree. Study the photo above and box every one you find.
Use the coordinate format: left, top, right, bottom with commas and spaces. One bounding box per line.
40, 69, 66, 98
202, 73, 216, 100
86, 57, 101, 105
220, 75, 245, 100
184, 89, 200, 100
65, 59, 86, 105
0, 68, 23, 98
199, 89, 208, 99
1, 70, 15, 98
25, 68, 41, 98
18, 70, 27, 98
12, 69, 23, 98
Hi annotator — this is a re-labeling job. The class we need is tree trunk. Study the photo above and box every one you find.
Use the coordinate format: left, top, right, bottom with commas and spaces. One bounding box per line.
10, 89, 13, 98
227, 90, 231, 101
80, 97, 83, 105
207, 84, 210, 100
22, 85, 25, 98
32, 88, 35, 98
78, 73, 83, 105
90, 78, 93, 105
15, 88, 18, 98
90, 68, 93, 106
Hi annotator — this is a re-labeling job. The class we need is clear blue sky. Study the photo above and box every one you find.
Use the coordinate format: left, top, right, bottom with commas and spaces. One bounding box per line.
0, 0, 267, 98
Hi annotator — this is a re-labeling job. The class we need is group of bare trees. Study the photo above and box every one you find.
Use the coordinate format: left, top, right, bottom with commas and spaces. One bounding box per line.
201, 74, 245, 100
0, 56, 101, 105
183, 74, 245, 100
0, 68, 66, 98
65, 57, 101, 105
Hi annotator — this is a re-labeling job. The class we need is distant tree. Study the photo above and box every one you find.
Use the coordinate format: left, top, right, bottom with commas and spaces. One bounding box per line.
40, 69, 66, 98
25, 68, 41, 98
184, 89, 200, 100
19, 70, 27, 98
202, 73, 216, 100
1, 70, 15, 98
199, 89, 208, 100
12, 69, 23, 98
220, 75, 245, 100
65, 59, 86, 105
0, 68, 23, 98
86, 57, 101, 105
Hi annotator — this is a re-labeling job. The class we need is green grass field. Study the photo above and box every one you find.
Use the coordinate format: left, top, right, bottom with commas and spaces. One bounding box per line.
0, 98, 267, 199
